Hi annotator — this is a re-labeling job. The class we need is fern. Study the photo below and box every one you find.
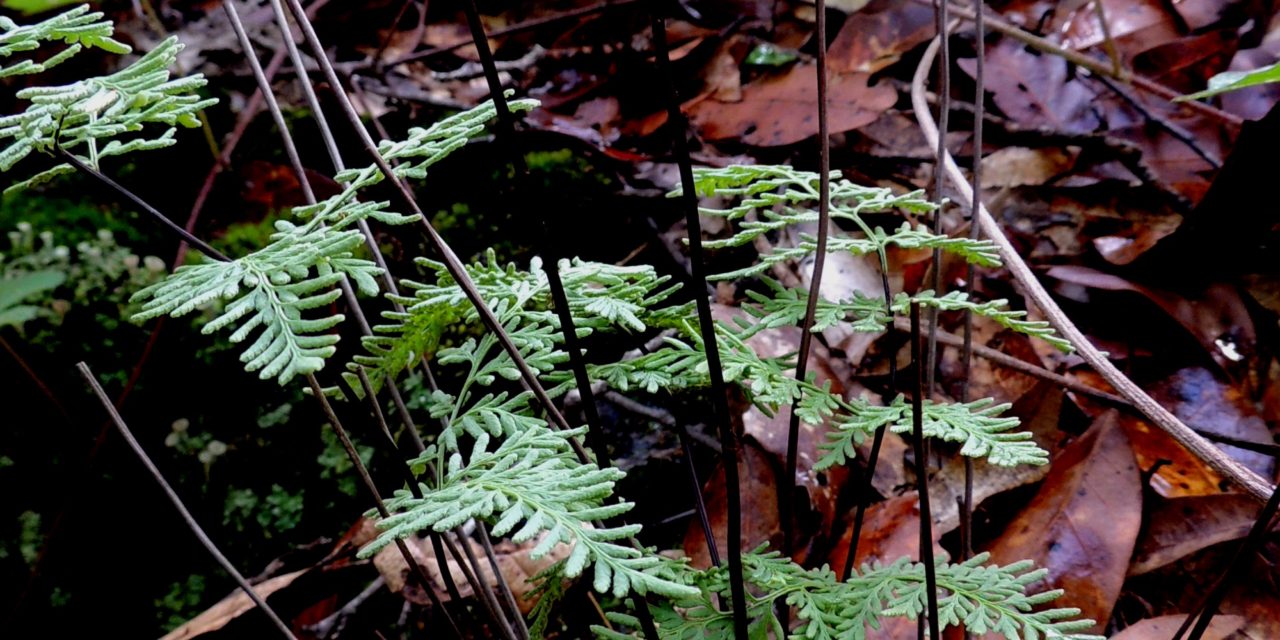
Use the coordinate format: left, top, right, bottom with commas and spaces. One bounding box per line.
895, 290, 1073, 353
0, 32, 216, 194
596, 549, 1103, 640
359, 424, 698, 600
0, 5, 130, 79
353, 250, 686, 393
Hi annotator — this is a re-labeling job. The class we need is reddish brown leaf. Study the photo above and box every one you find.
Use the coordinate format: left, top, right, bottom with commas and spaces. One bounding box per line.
986, 411, 1141, 633
683, 440, 781, 569
827, 0, 934, 74
1130, 493, 1260, 575
1148, 368, 1276, 480
1110, 614, 1245, 639
827, 494, 944, 573
686, 63, 895, 146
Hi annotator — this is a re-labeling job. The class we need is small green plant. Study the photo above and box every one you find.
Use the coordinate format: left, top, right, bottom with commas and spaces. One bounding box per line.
1, 7, 1101, 639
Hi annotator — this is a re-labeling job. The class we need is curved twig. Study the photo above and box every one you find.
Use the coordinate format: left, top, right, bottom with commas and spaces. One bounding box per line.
910, 36, 1274, 502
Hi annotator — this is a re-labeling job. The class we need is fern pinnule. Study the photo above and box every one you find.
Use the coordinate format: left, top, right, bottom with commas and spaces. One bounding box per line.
0, 5, 130, 79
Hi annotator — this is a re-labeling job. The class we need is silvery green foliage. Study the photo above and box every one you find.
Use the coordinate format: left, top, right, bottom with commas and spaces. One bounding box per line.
0, 10, 217, 195
360, 425, 697, 600
0, 5, 130, 78
128, 98, 548, 385
594, 550, 1104, 640
351, 248, 687, 394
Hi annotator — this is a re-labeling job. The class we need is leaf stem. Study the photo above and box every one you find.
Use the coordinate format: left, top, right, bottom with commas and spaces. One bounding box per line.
649, 3, 749, 637
909, 303, 941, 640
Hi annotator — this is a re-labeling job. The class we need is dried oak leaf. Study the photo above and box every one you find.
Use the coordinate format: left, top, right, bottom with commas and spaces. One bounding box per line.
686, 63, 895, 146
827, 0, 935, 74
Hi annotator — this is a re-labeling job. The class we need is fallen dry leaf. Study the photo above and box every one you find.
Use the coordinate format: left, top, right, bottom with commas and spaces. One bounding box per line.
1130, 493, 1261, 575
160, 570, 307, 640
686, 63, 895, 146
958, 40, 1102, 134
1110, 614, 1245, 639
1045, 266, 1256, 372
1149, 368, 1276, 481
827, 494, 945, 574
980, 146, 1078, 188
827, 0, 934, 74
374, 529, 571, 612
986, 410, 1141, 634
683, 440, 781, 569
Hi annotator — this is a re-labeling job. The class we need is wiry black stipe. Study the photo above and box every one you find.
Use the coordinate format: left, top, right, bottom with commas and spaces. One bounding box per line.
457, 0, 610, 466
959, 0, 987, 572
783, 0, 832, 563
279, 0, 592, 465
910, 303, 941, 640
649, 3, 749, 638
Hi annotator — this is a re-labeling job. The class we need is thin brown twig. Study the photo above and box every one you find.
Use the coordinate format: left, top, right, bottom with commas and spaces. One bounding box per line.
910, 36, 1274, 502
77, 362, 299, 640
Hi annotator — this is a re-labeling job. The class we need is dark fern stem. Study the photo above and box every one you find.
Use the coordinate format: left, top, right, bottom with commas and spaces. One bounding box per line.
650, 2, 750, 638
783, 0, 832, 558
231, 7, 493, 628
925, 0, 953, 448
909, 303, 942, 640
63, 150, 466, 638
78, 363, 301, 640
278, 0, 593, 465
782, 0, 832, 629
840, 244, 901, 582
959, 0, 986, 572
457, 0, 611, 467
306, 374, 470, 639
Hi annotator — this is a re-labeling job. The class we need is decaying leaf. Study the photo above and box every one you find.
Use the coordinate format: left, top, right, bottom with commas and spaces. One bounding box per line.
986, 410, 1141, 634
686, 63, 895, 146
1130, 493, 1261, 575
1110, 614, 1245, 640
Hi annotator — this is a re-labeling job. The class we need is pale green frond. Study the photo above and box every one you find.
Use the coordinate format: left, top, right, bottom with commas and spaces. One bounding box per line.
360, 425, 698, 600
0, 5, 130, 78
896, 290, 1073, 353
131, 227, 382, 385
0, 31, 216, 193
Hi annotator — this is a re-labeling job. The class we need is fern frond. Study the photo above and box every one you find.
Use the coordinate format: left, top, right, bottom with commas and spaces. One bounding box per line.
131, 226, 381, 384
896, 290, 1073, 353
360, 425, 698, 600
598, 550, 1103, 640
1, 33, 216, 194
353, 251, 683, 391
743, 278, 889, 333
0, 6, 130, 79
